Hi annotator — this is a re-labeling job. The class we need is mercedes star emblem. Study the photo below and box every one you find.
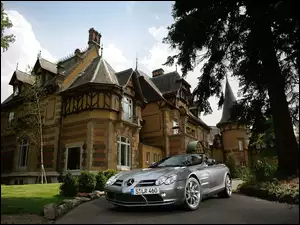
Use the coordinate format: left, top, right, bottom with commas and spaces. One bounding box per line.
126, 178, 135, 186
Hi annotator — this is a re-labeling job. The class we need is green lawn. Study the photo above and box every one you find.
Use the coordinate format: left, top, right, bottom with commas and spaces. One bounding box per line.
1, 183, 67, 215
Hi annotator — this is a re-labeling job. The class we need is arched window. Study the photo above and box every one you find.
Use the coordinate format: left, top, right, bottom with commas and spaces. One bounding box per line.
117, 136, 131, 170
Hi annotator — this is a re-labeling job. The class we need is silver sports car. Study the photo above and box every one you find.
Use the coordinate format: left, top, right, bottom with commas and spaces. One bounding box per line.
104, 153, 232, 210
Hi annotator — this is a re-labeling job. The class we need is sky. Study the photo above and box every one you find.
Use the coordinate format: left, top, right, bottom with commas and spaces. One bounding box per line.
1, 1, 240, 127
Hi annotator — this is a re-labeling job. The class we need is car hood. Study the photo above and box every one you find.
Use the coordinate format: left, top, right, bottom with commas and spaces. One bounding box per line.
116, 167, 185, 181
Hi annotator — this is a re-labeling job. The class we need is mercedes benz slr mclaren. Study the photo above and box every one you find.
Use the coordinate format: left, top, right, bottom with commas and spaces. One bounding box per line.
104, 153, 232, 210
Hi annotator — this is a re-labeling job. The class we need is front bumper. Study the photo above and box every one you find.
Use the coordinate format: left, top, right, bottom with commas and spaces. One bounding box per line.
104, 180, 186, 207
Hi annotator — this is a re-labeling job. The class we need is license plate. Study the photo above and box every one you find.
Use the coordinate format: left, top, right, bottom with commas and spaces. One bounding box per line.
130, 187, 160, 195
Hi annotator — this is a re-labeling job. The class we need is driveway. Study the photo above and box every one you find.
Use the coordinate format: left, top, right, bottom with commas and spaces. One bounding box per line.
56, 194, 299, 224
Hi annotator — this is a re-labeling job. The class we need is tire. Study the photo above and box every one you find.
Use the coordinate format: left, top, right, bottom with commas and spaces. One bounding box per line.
218, 174, 232, 198
183, 177, 202, 211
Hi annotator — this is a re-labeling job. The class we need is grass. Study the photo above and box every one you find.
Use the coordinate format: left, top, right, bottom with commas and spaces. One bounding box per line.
1, 183, 67, 216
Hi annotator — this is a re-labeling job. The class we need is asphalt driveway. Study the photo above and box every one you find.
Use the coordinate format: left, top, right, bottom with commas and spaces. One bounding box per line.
56, 194, 299, 224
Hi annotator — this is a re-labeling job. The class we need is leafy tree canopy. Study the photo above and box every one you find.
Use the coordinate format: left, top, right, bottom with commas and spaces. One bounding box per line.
1, 2, 15, 52
164, 0, 299, 176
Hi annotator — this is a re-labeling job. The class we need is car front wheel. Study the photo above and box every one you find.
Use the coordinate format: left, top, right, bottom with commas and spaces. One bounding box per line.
183, 177, 201, 211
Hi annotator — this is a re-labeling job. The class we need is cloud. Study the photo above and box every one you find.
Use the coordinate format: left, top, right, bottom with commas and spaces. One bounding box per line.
1, 10, 56, 103
104, 43, 132, 72
141, 25, 240, 126
126, 1, 135, 14
155, 15, 160, 20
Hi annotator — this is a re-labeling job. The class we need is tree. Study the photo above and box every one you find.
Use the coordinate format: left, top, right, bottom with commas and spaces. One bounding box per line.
1, 2, 15, 52
164, 1, 299, 176
15, 67, 47, 184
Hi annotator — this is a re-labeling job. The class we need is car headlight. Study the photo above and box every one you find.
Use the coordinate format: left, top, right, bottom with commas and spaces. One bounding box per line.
105, 175, 118, 186
155, 174, 177, 185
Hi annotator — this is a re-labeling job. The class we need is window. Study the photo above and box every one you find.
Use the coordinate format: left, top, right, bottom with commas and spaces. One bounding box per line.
14, 86, 19, 96
153, 153, 157, 163
238, 140, 244, 151
67, 147, 81, 170
146, 152, 150, 164
172, 120, 179, 134
117, 136, 131, 169
18, 138, 29, 167
122, 97, 133, 121
8, 112, 14, 127
158, 154, 161, 161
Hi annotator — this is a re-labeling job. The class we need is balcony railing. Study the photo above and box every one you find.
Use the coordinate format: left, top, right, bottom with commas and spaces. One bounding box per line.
122, 112, 139, 124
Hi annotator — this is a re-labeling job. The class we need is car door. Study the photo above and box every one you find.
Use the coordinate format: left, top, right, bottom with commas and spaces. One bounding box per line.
205, 157, 225, 189
190, 154, 211, 195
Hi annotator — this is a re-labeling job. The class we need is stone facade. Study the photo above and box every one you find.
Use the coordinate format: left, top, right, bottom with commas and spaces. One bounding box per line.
1, 28, 244, 185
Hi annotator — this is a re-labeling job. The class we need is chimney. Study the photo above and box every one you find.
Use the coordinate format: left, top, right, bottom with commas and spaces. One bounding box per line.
74, 48, 81, 57
152, 68, 164, 77
88, 28, 101, 49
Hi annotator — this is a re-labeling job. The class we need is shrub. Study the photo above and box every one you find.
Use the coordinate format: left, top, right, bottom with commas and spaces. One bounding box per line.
60, 172, 78, 197
78, 171, 96, 193
238, 180, 299, 205
251, 158, 278, 182
225, 152, 238, 178
95, 171, 107, 191
104, 169, 118, 179
236, 166, 254, 182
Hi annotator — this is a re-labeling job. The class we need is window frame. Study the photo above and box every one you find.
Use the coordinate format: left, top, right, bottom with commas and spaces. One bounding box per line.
146, 152, 150, 165
172, 120, 179, 135
122, 96, 133, 122
117, 136, 131, 170
238, 139, 244, 151
8, 112, 14, 128
65, 142, 84, 174
18, 138, 29, 168
153, 153, 157, 163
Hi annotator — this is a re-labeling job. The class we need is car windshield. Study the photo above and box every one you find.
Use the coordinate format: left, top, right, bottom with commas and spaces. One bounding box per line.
149, 154, 203, 168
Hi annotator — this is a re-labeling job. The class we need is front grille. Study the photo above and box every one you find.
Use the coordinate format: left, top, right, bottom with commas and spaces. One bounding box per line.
115, 193, 145, 203
136, 179, 156, 187
106, 192, 163, 205
145, 194, 163, 202
113, 179, 123, 186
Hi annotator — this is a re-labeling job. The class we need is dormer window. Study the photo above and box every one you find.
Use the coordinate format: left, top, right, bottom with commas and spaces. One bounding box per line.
14, 86, 19, 96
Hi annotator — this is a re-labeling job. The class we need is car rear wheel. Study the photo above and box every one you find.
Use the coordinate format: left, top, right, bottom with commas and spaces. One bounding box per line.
218, 174, 232, 198
183, 177, 201, 211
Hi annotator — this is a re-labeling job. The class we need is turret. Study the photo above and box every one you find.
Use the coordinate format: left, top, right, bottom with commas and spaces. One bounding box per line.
217, 77, 249, 166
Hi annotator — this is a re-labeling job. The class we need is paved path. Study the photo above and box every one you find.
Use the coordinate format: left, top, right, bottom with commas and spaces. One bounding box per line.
56, 194, 299, 224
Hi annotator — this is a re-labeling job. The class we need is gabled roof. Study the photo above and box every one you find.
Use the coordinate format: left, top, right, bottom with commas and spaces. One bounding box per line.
8, 70, 35, 85
115, 68, 134, 86
150, 71, 183, 95
137, 70, 164, 103
33, 57, 57, 74
67, 56, 119, 90
57, 48, 90, 76
1, 93, 14, 105
218, 78, 237, 124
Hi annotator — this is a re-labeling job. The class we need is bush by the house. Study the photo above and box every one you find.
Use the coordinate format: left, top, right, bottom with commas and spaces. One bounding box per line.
251, 158, 278, 182
78, 171, 96, 193
104, 169, 118, 179
225, 152, 238, 178
95, 171, 107, 191
238, 179, 299, 205
60, 172, 78, 197
236, 166, 254, 182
